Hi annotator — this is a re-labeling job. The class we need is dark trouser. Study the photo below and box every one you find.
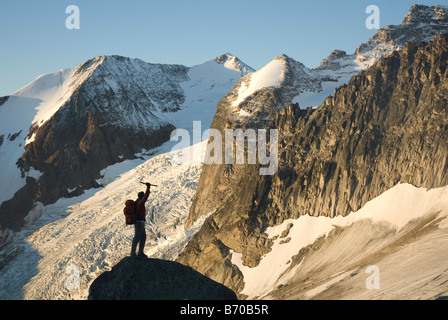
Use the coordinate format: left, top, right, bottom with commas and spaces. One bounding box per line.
131, 221, 146, 256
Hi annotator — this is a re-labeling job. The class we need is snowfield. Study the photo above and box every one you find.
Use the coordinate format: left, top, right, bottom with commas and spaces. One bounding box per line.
0, 139, 209, 300
231, 183, 448, 300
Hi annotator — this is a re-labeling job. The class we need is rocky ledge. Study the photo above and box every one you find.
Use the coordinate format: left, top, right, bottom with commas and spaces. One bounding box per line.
88, 257, 238, 300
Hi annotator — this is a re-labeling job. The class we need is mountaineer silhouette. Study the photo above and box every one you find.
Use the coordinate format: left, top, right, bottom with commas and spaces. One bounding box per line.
124, 182, 151, 257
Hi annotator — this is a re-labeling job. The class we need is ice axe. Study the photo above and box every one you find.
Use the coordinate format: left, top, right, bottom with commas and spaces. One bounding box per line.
139, 178, 157, 187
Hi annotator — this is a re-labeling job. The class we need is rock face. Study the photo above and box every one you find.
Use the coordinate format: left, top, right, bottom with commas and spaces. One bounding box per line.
177, 6, 448, 294
88, 257, 238, 300
177, 32, 448, 296
20, 55, 188, 204
182, 4, 448, 234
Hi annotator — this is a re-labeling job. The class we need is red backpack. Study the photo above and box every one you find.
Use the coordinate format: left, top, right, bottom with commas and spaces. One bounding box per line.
123, 200, 137, 225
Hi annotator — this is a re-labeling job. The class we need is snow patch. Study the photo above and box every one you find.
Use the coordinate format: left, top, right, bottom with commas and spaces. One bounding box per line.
24, 202, 44, 226
238, 109, 252, 117
231, 183, 448, 299
232, 59, 285, 107
224, 56, 241, 72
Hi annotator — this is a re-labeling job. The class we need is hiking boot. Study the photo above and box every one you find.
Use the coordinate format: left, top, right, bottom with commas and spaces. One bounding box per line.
137, 253, 148, 258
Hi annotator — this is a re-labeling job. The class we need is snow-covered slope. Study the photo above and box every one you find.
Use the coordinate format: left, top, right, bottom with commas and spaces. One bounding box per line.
0, 52, 251, 299
0, 53, 252, 251
0, 68, 75, 206
0, 139, 210, 300
231, 183, 448, 300
171, 54, 253, 131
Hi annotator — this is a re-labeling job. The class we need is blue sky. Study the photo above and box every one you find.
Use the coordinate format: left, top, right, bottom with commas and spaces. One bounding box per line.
0, 0, 445, 96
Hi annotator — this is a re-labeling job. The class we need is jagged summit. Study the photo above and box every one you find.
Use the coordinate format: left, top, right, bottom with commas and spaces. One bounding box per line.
355, 4, 448, 68
224, 4, 448, 118
227, 3, 448, 113
274, 54, 310, 72
317, 49, 348, 70
324, 49, 347, 60
214, 53, 255, 75
272, 53, 308, 69
273, 53, 292, 62
402, 4, 448, 25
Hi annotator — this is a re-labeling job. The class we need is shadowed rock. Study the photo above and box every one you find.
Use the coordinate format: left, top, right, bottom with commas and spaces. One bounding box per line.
88, 257, 238, 300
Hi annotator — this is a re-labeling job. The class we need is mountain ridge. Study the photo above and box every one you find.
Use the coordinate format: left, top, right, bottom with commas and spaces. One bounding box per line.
0, 53, 252, 249
1, 3, 448, 301
183, 2, 448, 232
177, 19, 448, 299
224, 4, 448, 119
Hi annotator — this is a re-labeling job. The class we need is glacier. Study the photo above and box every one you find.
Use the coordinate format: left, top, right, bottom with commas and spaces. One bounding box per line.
0, 139, 210, 299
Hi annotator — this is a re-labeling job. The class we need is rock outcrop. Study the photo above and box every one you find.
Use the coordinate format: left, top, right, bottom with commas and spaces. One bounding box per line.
88, 257, 238, 300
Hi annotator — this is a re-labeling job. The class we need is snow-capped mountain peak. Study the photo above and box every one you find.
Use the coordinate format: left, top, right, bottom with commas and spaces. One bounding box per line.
0, 52, 251, 251
0, 50, 254, 298
231, 56, 286, 108
229, 4, 448, 113
214, 53, 255, 75
402, 4, 448, 25
355, 5, 448, 69
229, 53, 313, 106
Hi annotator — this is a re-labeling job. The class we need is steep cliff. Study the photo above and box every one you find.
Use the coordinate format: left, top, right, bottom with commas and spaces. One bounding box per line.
177, 32, 448, 297
185, 4, 448, 229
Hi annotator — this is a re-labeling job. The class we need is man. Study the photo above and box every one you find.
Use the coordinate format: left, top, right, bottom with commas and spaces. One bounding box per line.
131, 183, 151, 257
